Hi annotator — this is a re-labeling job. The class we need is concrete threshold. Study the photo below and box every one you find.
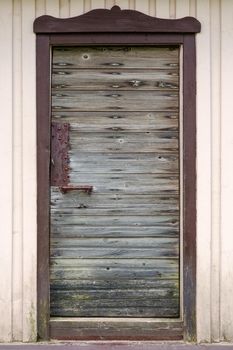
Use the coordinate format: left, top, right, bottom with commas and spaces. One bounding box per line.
0, 342, 233, 350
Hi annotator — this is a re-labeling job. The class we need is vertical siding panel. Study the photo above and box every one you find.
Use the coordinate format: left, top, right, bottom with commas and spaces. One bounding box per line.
135, 0, 149, 13
210, 0, 221, 342
169, 0, 176, 19
128, 0, 135, 9
70, 0, 84, 16
36, 0, 46, 16
196, 0, 211, 343
105, 0, 115, 9
45, 0, 60, 16
115, 0, 129, 9
60, 0, 70, 17
189, 0, 196, 16
149, 0, 156, 16
91, 0, 105, 8
175, 0, 189, 18
12, 0, 23, 341
0, 0, 13, 341
156, 0, 170, 18
21, 0, 37, 342
221, 0, 233, 342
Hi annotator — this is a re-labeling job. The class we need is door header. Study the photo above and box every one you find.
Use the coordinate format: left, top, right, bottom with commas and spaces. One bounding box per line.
34, 5, 200, 34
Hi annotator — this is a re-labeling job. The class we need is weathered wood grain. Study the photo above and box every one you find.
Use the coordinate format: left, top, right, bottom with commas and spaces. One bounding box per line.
51, 288, 179, 302
50, 257, 178, 269
68, 152, 178, 174
52, 69, 178, 91
51, 214, 179, 227
50, 45, 180, 321
49, 319, 183, 340
66, 173, 179, 194
51, 225, 179, 238
50, 294, 179, 306
50, 259, 179, 279
51, 189, 179, 215
50, 306, 179, 317
50, 266, 178, 280
51, 238, 179, 258
50, 278, 179, 290
52, 112, 179, 132
53, 46, 179, 70
51, 246, 178, 259
51, 215, 179, 227
52, 90, 179, 112
51, 188, 179, 207
68, 131, 178, 153
51, 205, 178, 216
51, 237, 178, 248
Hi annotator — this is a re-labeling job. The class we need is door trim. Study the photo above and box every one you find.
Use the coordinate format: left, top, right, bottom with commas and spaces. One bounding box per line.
34, 6, 200, 342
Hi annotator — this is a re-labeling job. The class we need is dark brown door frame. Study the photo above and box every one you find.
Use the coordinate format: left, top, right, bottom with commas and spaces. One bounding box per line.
34, 6, 201, 342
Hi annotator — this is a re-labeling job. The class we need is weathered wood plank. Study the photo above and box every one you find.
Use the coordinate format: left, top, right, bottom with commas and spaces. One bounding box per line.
51, 298, 179, 309
51, 246, 178, 259
51, 207, 178, 216
51, 190, 179, 215
51, 225, 179, 237
51, 237, 179, 248
50, 306, 179, 317
50, 258, 178, 269
68, 153, 178, 174
51, 298, 179, 311
52, 90, 179, 112
52, 111, 179, 132
50, 300, 179, 311
50, 278, 179, 290
51, 288, 179, 300
49, 319, 183, 340
50, 259, 179, 279
69, 131, 178, 153
50, 266, 178, 280
51, 238, 179, 259
53, 46, 179, 70
51, 188, 179, 207
52, 69, 178, 91
51, 214, 179, 227
66, 174, 179, 194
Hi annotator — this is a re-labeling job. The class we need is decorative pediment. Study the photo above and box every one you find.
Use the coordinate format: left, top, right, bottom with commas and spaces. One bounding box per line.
34, 5, 200, 34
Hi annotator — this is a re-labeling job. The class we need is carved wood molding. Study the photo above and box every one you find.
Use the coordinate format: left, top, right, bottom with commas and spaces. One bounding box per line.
34, 5, 201, 34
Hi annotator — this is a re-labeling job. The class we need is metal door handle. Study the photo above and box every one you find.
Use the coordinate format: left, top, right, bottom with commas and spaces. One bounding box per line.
59, 185, 93, 194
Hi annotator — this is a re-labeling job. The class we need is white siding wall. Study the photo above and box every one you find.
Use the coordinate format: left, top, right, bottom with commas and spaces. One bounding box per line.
0, 0, 232, 343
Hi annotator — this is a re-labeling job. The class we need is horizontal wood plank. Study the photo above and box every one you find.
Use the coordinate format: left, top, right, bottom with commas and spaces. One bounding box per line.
50, 259, 179, 280
50, 307, 179, 317
53, 46, 179, 70
51, 237, 179, 248
66, 174, 179, 194
52, 69, 178, 91
50, 278, 179, 290
51, 189, 179, 216
52, 90, 179, 112
50, 247, 178, 259
69, 131, 178, 153
49, 319, 183, 340
52, 112, 179, 132
68, 153, 178, 174
51, 225, 179, 238
51, 214, 179, 227
50, 266, 179, 280
50, 258, 178, 269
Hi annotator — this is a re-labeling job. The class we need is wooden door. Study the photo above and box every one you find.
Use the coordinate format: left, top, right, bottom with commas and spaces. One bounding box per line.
50, 46, 180, 319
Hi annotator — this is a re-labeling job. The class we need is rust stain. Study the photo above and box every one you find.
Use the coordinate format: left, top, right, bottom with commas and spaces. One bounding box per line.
51, 122, 70, 186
